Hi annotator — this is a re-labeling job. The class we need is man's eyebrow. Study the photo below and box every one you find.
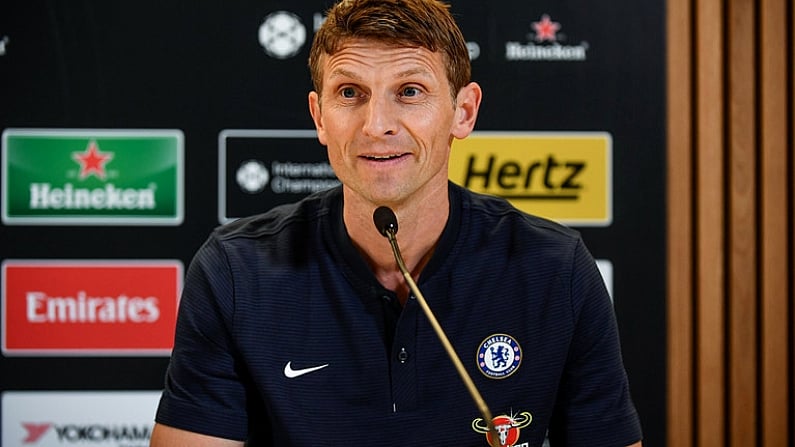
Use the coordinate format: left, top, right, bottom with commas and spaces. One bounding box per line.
395, 67, 433, 79
328, 66, 434, 81
328, 68, 361, 81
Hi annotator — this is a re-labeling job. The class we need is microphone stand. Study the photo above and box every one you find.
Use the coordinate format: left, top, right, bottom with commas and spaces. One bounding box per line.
375, 207, 500, 447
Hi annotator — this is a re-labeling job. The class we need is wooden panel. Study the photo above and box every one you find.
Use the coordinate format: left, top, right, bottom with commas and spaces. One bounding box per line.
666, 0, 694, 445
695, 0, 726, 445
759, 1, 790, 445
791, 1, 795, 443
667, 1, 795, 446
727, 1, 757, 446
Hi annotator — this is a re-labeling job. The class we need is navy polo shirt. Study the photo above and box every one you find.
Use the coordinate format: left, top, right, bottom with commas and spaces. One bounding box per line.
155, 183, 642, 446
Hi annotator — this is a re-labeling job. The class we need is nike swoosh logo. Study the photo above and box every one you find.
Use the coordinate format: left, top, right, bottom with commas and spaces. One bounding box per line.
283, 361, 329, 378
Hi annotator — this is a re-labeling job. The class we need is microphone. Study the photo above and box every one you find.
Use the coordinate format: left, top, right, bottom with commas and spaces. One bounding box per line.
372, 206, 499, 447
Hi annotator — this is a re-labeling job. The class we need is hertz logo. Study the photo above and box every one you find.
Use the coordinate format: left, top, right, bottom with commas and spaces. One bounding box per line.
462, 155, 585, 199
450, 132, 612, 226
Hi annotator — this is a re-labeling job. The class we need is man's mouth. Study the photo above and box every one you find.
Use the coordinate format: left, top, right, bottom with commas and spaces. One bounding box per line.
363, 153, 407, 161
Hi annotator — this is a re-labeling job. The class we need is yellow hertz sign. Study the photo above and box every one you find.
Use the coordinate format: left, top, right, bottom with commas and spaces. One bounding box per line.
449, 132, 612, 226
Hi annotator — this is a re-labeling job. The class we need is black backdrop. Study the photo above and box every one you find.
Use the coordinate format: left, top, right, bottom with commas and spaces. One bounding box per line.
0, 1, 666, 445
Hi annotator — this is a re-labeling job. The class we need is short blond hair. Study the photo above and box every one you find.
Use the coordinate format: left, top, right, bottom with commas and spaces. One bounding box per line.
308, 0, 471, 100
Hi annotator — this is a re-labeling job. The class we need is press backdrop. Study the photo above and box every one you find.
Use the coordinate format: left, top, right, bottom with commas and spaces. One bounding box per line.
0, 1, 666, 445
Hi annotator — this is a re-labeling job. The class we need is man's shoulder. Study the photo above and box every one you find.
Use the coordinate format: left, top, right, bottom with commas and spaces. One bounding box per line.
213, 186, 341, 242
456, 184, 580, 243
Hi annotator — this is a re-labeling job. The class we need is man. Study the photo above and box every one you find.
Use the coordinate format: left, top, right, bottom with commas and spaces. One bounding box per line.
151, 0, 643, 445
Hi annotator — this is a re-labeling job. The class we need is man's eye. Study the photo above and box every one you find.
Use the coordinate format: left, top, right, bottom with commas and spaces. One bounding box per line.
341, 87, 357, 98
402, 87, 420, 97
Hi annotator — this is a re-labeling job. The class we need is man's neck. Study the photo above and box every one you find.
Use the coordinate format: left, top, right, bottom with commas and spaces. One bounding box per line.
343, 186, 450, 303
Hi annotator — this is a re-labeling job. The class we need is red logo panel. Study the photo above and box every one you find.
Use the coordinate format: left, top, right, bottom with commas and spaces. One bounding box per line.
2, 260, 181, 355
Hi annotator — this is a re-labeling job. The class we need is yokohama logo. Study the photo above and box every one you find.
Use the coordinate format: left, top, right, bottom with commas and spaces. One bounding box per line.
21, 422, 151, 444
3, 391, 161, 446
2, 260, 182, 355
22, 423, 52, 443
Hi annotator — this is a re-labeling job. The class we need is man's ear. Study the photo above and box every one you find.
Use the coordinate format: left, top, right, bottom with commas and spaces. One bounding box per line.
308, 91, 327, 145
451, 82, 482, 140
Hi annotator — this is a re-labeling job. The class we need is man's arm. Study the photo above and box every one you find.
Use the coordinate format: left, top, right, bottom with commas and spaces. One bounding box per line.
150, 423, 244, 447
627, 442, 643, 446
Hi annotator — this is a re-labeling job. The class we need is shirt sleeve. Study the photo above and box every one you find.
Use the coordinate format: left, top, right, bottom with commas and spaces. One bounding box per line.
154, 234, 251, 441
547, 237, 643, 446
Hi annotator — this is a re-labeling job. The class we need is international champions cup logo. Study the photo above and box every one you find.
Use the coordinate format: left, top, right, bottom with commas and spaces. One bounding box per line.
258, 11, 306, 59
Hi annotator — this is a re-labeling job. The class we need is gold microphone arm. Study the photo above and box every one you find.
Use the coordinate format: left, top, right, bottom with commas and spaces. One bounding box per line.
384, 229, 500, 447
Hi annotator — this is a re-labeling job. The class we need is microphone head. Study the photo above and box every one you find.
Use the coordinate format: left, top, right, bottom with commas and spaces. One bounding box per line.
373, 206, 398, 237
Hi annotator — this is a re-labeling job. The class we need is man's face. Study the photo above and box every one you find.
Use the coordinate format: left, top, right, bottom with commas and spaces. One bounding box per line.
309, 39, 473, 208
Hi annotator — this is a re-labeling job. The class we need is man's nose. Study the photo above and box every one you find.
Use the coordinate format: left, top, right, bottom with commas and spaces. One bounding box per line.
362, 95, 397, 136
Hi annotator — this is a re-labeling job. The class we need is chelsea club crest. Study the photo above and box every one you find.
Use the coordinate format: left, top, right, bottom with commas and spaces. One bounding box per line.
477, 333, 522, 379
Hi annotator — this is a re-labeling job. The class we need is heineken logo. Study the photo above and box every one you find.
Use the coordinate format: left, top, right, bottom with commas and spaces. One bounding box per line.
2, 129, 184, 225
73, 140, 113, 180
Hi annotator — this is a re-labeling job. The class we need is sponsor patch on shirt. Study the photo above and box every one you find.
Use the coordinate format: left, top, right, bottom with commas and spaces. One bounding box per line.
472, 411, 533, 447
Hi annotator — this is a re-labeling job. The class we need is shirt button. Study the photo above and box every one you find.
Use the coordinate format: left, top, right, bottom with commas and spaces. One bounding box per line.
398, 347, 409, 363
